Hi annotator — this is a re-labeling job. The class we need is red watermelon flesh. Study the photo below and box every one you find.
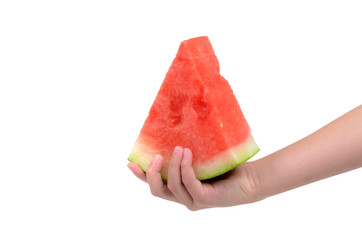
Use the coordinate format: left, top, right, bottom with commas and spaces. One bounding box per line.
128, 36, 259, 180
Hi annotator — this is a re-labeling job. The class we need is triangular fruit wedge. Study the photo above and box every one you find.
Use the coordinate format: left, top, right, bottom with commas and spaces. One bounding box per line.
128, 36, 259, 180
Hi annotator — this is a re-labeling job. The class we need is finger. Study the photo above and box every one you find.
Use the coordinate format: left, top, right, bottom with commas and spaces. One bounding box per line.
181, 148, 204, 199
127, 162, 147, 182
146, 155, 176, 201
167, 146, 193, 207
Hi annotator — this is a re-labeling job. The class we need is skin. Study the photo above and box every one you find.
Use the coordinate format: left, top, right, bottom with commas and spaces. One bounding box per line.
128, 105, 362, 211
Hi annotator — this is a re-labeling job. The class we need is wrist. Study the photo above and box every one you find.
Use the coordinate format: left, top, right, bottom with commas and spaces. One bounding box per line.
248, 154, 281, 201
241, 161, 270, 203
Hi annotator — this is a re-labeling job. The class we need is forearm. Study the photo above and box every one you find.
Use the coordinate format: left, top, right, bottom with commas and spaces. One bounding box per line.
254, 105, 362, 199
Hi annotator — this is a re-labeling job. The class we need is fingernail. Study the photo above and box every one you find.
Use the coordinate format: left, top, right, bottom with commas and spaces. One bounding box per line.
174, 146, 183, 154
184, 148, 192, 159
154, 154, 161, 162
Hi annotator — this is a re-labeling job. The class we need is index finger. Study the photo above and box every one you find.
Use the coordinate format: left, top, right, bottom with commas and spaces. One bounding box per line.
146, 155, 176, 201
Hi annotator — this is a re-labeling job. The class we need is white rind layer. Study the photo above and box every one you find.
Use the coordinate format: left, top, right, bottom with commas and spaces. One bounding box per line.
128, 134, 259, 180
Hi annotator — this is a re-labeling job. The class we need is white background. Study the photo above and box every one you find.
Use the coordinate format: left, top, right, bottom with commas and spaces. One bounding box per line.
0, 1, 361, 239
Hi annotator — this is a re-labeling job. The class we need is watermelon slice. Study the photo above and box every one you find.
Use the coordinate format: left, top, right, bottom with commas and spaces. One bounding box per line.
128, 36, 259, 180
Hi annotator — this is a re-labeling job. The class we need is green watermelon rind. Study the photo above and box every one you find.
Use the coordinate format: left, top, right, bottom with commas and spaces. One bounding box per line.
128, 135, 259, 181
128, 151, 151, 176
194, 140, 259, 180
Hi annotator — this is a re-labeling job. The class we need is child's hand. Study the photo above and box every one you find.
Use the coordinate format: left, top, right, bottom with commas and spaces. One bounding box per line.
128, 146, 263, 211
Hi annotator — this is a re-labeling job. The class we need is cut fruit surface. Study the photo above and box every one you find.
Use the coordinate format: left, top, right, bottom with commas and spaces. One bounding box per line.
128, 36, 259, 180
